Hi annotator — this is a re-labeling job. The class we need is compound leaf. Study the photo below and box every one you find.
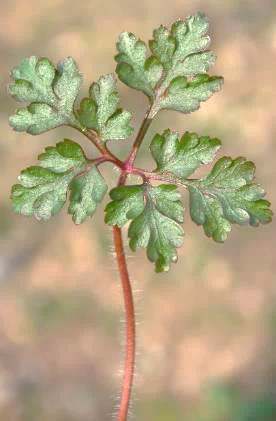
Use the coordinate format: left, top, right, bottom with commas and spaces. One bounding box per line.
11, 139, 107, 223
77, 73, 133, 141
105, 183, 184, 272
151, 129, 221, 178
188, 157, 273, 241
9, 56, 82, 134
115, 32, 163, 97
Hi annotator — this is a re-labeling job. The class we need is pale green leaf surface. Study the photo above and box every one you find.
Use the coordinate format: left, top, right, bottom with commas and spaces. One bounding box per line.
149, 25, 176, 70
38, 139, 87, 173
9, 56, 82, 134
69, 167, 108, 224
171, 51, 216, 79
150, 129, 221, 178
102, 109, 133, 140
54, 57, 83, 114
171, 14, 210, 62
77, 74, 133, 141
115, 13, 223, 112
105, 185, 145, 227
160, 74, 223, 113
188, 157, 273, 241
105, 184, 184, 272
9, 104, 65, 135
11, 140, 107, 223
129, 184, 184, 272
149, 14, 214, 80
164, 14, 214, 83
115, 32, 163, 97
148, 13, 223, 113
10, 56, 56, 103
11, 167, 73, 221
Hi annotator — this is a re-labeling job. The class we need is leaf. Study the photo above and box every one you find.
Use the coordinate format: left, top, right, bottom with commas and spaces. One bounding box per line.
11, 167, 73, 221
171, 14, 210, 60
169, 14, 212, 75
9, 56, 82, 134
9, 104, 66, 135
105, 184, 184, 272
11, 139, 107, 223
129, 184, 184, 272
160, 74, 223, 113
148, 13, 223, 114
150, 14, 216, 83
188, 157, 273, 241
68, 167, 108, 224
104, 185, 145, 227
150, 129, 221, 178
9, 56, 57, 103
115, 13, 223, 113
115, 32, 163, 97
149, 25, 176, 70
38, 138, 87, 172
77, 74, 133, 141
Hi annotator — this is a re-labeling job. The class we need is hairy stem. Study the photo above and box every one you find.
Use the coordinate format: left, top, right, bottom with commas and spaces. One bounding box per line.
112, 105, 155, 421
113, 202, 136, 421
78, 125, 136, 421
78, 109, 160, 421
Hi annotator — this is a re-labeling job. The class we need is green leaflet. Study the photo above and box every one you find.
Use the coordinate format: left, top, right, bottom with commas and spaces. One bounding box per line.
115, 32, 163, 98
105, 184, 184, 272
149, 13, 215, 80
38, 138, 87, 172
77, 73, 133, 141
104, 185, 145, 227
11, 140, 107, 223
11, 167, 74, 221
154, 14, 224, 112
129, 184, 184, 272
166, 14, 214, 80
149, 25, 176, 71
150, 129, 221, 178
188, 157, 273, 241
9, 56, 82, 134
160, 74, 223, 113
115, 13, 223, 115
68, 167, 108, 224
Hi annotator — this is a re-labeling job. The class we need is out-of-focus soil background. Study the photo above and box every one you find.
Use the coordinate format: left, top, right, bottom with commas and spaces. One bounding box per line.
0, 0, 275, 420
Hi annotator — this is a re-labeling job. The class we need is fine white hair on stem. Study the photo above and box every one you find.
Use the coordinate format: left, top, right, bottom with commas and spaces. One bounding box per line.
111, 270, 144, 420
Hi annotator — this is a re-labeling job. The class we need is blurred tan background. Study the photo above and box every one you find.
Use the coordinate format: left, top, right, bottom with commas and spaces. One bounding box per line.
0, 0, 276, 420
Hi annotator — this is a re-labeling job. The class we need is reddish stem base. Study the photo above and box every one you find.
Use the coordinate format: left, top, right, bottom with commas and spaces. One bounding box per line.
113, 226, 136, 421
